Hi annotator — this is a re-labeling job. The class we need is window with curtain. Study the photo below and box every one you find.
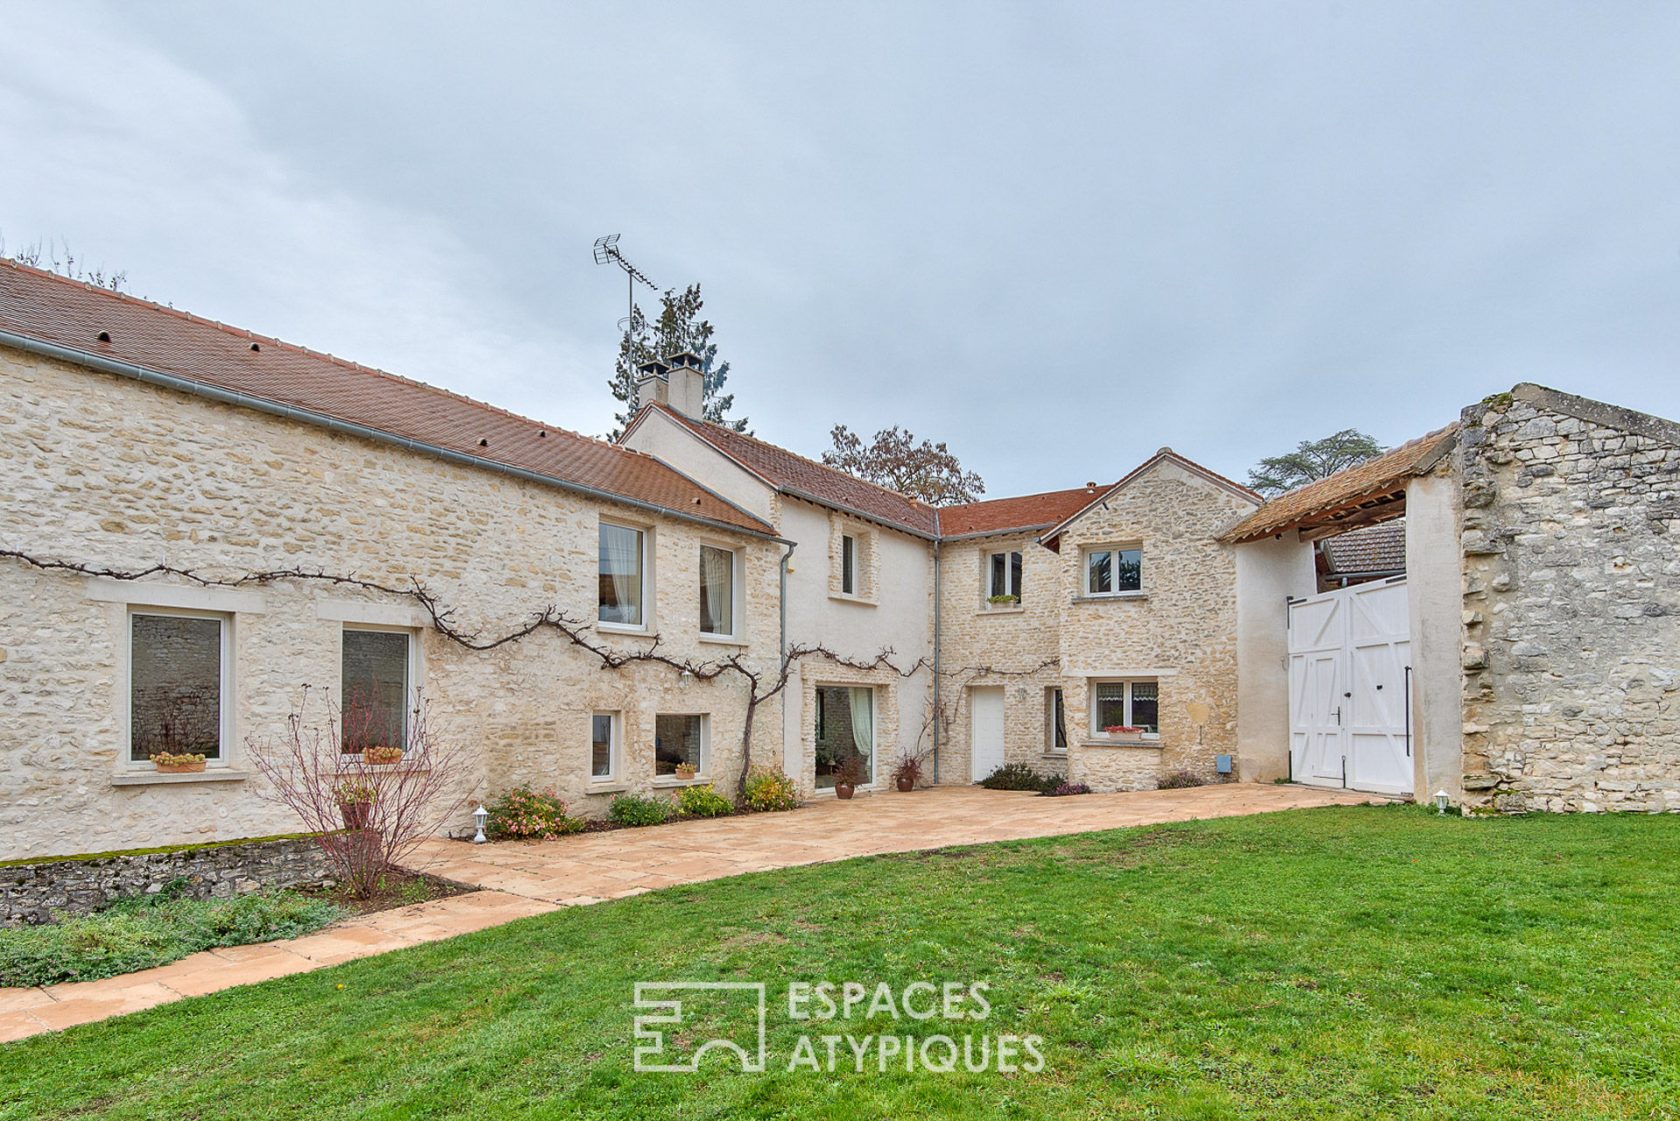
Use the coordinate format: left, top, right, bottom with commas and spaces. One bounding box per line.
1084, 546, 1142, 595
813, 684, 873, 787
598, 523, 645, 626
1047, 688, 1067, 752
699, 545, 735, 635
341, 629, 410, 752
987, 550, 1023, 602
1093, 680, 1160, 735
654, 714, 707, 776
130, 612, 224, 761
591, 712, 618, 780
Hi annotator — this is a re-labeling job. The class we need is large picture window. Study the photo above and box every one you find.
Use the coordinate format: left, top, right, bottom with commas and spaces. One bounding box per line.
987, 550, 1023, 603
341, 629, 411, 752
599, 522, 646, 626
1093, 680, 1160, 736
1084, 546, 1143, 596
814, 685, 874, 789
699, 545, 736, 636
130, 612, 224, 761
655, 714, 708, 777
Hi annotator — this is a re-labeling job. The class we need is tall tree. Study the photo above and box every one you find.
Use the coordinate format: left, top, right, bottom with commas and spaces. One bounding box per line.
1247, 428, 1386, 497
822, 424, 986, 506
607, 283, 749, 437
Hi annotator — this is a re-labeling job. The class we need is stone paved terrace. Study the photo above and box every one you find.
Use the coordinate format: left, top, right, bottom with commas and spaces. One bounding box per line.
0, 783, 1379, 1043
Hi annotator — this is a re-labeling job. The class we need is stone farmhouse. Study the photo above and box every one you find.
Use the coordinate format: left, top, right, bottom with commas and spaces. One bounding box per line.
1, 260, 1676, 860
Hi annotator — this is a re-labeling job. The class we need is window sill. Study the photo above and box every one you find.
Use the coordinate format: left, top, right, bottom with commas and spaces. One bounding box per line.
828, 593, 878, 607
1081, 739, 1162, 749
584, 782, 629, 795
597, 622, 653, 637
699, 634, 749, 648
651, 775, 711, 789
978, 605, 1025, 616
1042, 751, 1069, 761
112, 768, 251, 787
1072, 592, 1148, 604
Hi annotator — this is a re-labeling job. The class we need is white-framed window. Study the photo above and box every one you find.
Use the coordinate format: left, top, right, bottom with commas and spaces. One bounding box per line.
1084, 546, 1143, 596
699, 544, 738, 637
341, 627, 413, 753
1046, 687, 1067, 752
987, 550, 1023, 603
590, 712, 620, 782
1093, 679, 1160, 736
129, 609, 229, 762
655, 713, 709, 777
599, 521, 647, 627
841, 534, 858, 595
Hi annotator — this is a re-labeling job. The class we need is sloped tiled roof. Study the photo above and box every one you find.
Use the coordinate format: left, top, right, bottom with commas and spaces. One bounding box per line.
939, 484, 1107, 538
1220, 425, 1459, 543
0, 261, 773, 537
644, 402, 940, 536
1041, 448, 1262, 543
1320, 519, 1407, 575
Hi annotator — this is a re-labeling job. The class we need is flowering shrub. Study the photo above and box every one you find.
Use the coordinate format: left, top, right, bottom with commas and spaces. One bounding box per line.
486, 785, 583, 839
609, 794, 676, 827
743, 765, 799, 812
1157, 769, 1207, 789
1044, 781, 1092, 797
979, 763, 1060, 793
334, 779, 378, 806
676, 783, 734, 818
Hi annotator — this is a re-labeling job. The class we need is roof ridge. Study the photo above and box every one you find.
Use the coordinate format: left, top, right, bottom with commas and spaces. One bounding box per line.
658, 403, 942, 513
0, 258, 614, 454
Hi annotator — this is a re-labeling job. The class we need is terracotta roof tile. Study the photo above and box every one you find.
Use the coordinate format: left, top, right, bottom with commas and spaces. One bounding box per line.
1220, 424, 1458, 543
1320, 519, 1407, 574
0, 261, 773, 537
648, 403, 940, 536
939, 485, 1107, 537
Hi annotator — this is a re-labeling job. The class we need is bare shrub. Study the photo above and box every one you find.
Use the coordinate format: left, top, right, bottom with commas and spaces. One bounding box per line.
248, 687, 469, 897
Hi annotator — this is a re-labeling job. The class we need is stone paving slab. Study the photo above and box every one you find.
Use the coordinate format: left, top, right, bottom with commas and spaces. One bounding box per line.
0, 783, 1378, 1043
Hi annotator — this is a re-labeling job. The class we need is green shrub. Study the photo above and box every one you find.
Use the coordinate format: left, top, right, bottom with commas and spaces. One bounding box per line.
0, 885, 343, 987
743, 765, 800, 812
486, 785, 583, 840
676, 783, 734, 818
609, 794, 676, 827
978, 763, 1060, 792
1157, 769, 1207, 789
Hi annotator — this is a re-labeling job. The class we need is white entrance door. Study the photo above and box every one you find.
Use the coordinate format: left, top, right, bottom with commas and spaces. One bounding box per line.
1288, 578, 1413, 796
969, 687, 1005, 782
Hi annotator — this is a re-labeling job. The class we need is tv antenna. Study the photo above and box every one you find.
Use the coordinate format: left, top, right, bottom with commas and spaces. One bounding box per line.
592, 234, 659, 343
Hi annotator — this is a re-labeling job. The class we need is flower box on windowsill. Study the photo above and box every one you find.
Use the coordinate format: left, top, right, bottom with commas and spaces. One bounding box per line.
652, 774, 709, 789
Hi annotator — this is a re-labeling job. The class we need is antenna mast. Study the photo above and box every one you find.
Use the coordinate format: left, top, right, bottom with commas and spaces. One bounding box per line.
592, 234, 659, 356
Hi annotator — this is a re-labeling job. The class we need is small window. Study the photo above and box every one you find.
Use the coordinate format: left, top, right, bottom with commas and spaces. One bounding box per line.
699, 545, 736, 636
655, 714, 708, 777
341, 629, 411, 752
591, 712, 619, 781
1047, 688, 1067, 752
599, 522, 646, 626
1093, 680, 1159, 736
841, 534, 857, 595
130, 612, 224, 761
1084, 547, 1142, 596
987, 550, 1023, 603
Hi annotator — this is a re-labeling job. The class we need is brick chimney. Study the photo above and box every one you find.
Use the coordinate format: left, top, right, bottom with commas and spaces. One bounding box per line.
662, 351, 705, 418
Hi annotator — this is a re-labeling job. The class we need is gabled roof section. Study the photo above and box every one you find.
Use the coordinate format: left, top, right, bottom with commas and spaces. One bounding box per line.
1040, 448, 1262, 545
632, 402, 939, 537
0, 260, 774, 537
939, 484, 1108, 539
1219, 424, 1458, 544
1320, 519, 1407, 576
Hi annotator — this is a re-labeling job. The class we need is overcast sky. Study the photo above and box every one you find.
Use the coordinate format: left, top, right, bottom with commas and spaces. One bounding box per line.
3, 1, 1677, 497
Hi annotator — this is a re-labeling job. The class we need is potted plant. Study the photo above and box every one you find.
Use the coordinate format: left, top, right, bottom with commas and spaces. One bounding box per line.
832, 753, 868, 800
335, 778, 377, 830
1104, 725, 1143, 737
674, 761, 699, 781
986, 593, 1020, 607
891, 753, 925, 793
364, 744, 404, 766
151, 751, 206, 774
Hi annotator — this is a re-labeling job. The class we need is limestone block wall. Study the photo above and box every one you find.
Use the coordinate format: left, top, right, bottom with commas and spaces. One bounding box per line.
1460, 385, 1680, 812
0, 348, 783, 859
935, 536, 1064, 783
1056, 461, 1256, 790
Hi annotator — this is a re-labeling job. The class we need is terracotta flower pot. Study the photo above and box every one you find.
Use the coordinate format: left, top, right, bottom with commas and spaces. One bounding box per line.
834, 781, 856, 800
340, 802, 373, 830
154, 759, 206, 774
895, 776, 915, 793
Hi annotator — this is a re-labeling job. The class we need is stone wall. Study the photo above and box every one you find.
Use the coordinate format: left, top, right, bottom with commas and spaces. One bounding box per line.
1460, 384, 1680, 812
1, 835, 330, 926
0, 348, 784, 859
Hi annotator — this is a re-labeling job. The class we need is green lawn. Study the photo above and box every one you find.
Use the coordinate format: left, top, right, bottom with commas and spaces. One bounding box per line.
3, 804, 1677, 1120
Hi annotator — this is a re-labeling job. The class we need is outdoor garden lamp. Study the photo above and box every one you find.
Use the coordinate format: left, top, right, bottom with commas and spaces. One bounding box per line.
1434, 790, 1451, 815
473, 805, 489, 844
